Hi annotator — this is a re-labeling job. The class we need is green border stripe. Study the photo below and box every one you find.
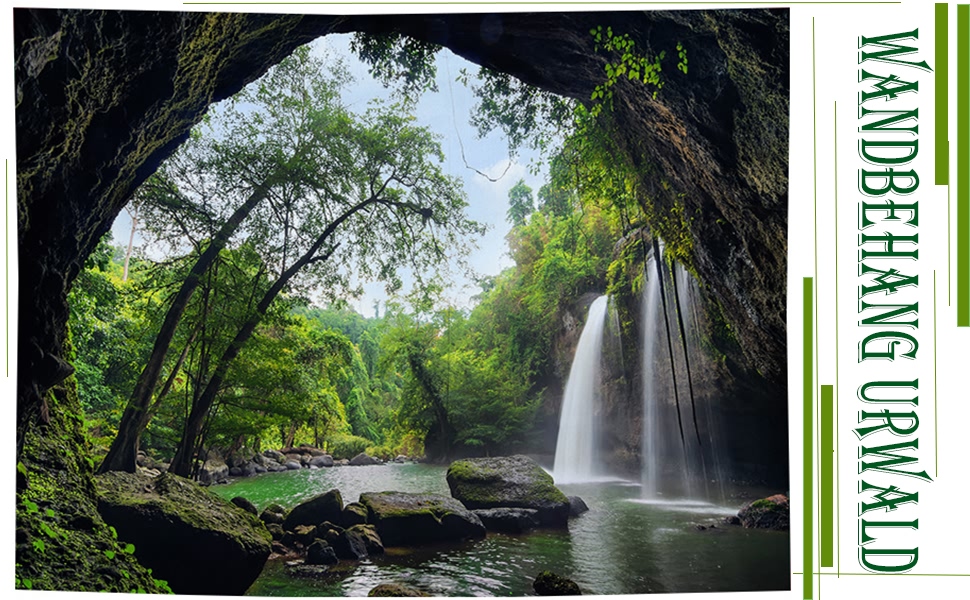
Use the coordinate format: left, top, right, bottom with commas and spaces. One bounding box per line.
937, 3, 949, 184
820, 384, 834, 567
959, 4, 969, 327
803, 277, 814, 600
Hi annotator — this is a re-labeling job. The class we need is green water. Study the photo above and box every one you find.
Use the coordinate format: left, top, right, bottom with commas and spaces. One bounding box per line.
210, 464, 790, 596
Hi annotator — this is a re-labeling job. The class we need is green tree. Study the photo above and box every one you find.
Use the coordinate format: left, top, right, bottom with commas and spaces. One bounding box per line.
506, 179, 534, 227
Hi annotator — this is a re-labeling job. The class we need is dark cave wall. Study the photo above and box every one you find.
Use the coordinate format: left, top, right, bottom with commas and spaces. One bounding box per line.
14, 8, 788, 590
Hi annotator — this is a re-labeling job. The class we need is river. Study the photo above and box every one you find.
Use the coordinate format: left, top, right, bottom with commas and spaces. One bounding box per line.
209, 463, 790, 596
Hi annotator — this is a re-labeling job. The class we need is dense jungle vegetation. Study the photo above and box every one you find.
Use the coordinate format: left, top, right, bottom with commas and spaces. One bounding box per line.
69, 36, 686, 475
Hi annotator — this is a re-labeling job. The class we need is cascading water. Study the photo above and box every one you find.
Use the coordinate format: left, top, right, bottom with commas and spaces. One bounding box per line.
553, 295, 610, 484
641, 243, 730, 501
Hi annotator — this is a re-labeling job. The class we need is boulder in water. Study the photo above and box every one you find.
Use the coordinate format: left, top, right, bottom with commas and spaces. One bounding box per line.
446, 455, 570, 527
737, 494, 789, 531
306, 540, 339, 566
368, 582, 430, 597
568, 496, 589, 516
340, 501, 369, 527
95, 472, 271, 595
309, 454, 334, 468
349, 453, 381, 466
533, 571, 581, 595
282, 489, 343, 531
359, 491, 485, 546
473, 507, 540, 533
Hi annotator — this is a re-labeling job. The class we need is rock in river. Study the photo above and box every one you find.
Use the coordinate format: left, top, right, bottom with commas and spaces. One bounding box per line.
737, 494, 790, 531
446, 455, 570, 527
359, 491, 485, 546
282, 489, 343, 531
95, 472, 271, 595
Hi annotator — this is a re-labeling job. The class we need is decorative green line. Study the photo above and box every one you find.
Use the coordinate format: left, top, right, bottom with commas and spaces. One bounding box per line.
959, 4, 969, 326
820, 385, 833, 568
833, 101, 840, 577
812, 20, 820, 596
937, 3, 949, 185
803, 277, 814, 600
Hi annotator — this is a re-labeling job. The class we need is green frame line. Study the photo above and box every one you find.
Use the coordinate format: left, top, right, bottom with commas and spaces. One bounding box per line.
803, 277, 814, 600
937, 3, 949, 185
833, 101, 841, 576
820, 385, 833, 568
795, 572, 970, 577
959, 4, 969, 326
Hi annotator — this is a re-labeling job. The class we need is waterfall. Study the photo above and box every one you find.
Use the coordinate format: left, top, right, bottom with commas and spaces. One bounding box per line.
641, 244, 728, 500
553, 295, 610, 484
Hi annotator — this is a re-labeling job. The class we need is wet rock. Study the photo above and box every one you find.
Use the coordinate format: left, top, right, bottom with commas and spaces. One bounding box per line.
283, 490, 343, 531
567, 496, 589, 516
737, 494, 789, 531
283, 460, 303, 471
368, 582, 430, 596
359, 491, 485, 546
309, 454, 334, 468
473, 507, 540, 533
349, 453, 381, 466
306, 540, 339, 566
447, 455, 570, 527
533, 571, 581, 595
340, 501, 369, 527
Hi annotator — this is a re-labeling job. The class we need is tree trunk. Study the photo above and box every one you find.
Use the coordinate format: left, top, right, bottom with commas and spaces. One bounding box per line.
98, 185, 269, 474
169, 194, 384, 477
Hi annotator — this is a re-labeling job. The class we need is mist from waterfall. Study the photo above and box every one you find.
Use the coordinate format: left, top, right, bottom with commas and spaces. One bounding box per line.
553, 295, 610, 484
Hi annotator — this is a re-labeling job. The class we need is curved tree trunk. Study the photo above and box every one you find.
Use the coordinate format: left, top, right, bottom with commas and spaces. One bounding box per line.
98, 184, 269, 473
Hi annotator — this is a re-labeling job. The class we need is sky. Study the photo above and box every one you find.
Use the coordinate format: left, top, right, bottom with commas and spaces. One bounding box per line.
110, 34, 552, 318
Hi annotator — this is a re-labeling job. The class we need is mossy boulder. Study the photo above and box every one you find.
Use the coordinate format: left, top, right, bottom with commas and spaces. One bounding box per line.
737, 494, 789, 531
359, 491, 485, 546
282, 489, 343, 531
340, 501, 369, 527
447, 455, 570, 527
94, 471, 271, 595
533, 571, 581, 595
369, 582, 430, 596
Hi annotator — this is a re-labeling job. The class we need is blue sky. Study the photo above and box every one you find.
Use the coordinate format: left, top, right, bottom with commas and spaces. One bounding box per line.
111, 34, 552, 316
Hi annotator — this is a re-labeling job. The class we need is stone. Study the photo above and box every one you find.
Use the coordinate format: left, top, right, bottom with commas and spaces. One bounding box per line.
95, 472, 271, 595
197, 457, 229, 485
359, 491, 485, 546
737, 494, 789, 531
263, 449, 285, 463
368, 582, 430, 597
309, 454, 334, 468
567, 496, 589, 516
394, 455, 407, 463
330, 525, 369, 560
282, 490, 344, 531
533, 571, 581, 595
349, 524, 384, 556
473, 507, 540, 533
349, 452, 381, 466
306, 539, 339, 565
283, 460, 303, 471
230, 496, 258, 515
266, 523, 284, 541
340, 501, 369, 527
446, 455, 570, 527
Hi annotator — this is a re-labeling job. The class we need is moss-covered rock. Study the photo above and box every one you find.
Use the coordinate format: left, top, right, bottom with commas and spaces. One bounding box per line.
340, 501, 369, 527
282, 489, 343, 531
533, 571, 582, 595
369, 582, 431, 597
737, 494, 789, 531
447, 455, 570, 527
359, 491, 485, 546
95, 471, 271, 595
